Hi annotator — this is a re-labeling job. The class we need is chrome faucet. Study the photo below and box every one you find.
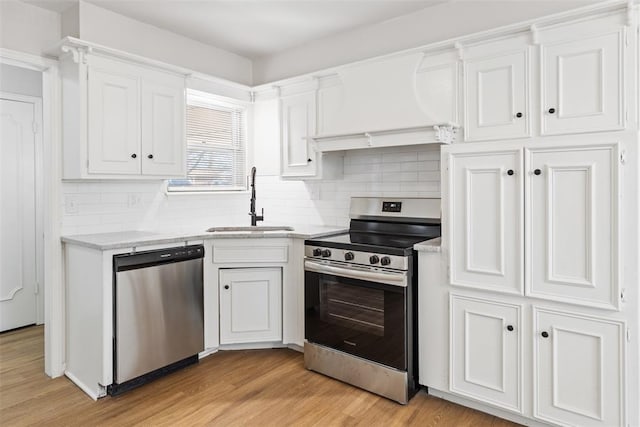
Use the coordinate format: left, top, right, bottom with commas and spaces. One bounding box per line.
249, 166, 264, 226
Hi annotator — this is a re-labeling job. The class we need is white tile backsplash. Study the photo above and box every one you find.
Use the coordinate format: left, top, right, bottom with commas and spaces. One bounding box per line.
61, 145, 442, 235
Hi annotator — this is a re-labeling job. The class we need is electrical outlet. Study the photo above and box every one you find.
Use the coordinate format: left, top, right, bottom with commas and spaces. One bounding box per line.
65, 197, 79, 214
127, 194, 142, 208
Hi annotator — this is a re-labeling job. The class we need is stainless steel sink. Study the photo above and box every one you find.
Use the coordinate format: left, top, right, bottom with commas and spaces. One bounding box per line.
206, 226, 294, 232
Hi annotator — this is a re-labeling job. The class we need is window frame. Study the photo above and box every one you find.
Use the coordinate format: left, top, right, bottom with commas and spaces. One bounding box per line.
167, 89, 250, 193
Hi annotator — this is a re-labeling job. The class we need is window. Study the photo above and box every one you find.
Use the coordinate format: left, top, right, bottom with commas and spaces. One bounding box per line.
168, 91, 247, 192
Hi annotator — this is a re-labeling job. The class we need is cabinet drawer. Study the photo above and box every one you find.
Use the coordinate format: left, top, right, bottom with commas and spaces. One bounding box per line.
213, 244, 288, 264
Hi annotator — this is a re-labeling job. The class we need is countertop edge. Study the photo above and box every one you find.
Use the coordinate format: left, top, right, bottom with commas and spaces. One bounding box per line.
414, 237, 442, 253
61, 227, 348, 251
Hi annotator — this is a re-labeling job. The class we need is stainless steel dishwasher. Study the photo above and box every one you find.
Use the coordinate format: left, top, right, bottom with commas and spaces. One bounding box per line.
108, 244, 204, 395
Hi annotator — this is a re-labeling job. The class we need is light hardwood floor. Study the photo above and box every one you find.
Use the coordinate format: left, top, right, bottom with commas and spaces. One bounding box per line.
1, 326, 517, 426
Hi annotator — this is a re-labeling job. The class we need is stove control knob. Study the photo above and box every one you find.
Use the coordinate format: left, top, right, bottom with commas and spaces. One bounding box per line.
312, 248, 322, 257
380, 256, 391, 266
344, 252, 355, 261
369, 255, 380, 264
321, 249, 332, 258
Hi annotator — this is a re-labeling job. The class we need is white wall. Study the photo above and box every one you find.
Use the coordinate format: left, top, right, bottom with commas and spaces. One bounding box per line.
60, 181, 249, 235
253, 0, 595, 84
0, 0, 61, 57
74, 1, 253, 85
0, 63, 42, 97
61, 2, 79, 39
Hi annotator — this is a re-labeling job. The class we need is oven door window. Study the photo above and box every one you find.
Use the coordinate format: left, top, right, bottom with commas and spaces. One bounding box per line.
305, 270, 406, 370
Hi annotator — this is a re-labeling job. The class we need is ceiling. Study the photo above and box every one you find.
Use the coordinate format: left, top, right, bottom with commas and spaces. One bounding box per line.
24, 0, 447, 59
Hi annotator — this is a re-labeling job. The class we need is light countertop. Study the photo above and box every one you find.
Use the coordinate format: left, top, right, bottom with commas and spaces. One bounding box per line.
61, 225, 348, 251
414, 237, 441, 253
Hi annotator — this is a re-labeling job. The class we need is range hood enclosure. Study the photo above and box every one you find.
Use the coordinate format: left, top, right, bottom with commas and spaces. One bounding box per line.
312, 52, 459, 151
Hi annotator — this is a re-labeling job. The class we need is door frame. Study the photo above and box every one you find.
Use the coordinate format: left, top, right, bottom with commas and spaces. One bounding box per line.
0, 92, 44, 326
0, 48, 64, 378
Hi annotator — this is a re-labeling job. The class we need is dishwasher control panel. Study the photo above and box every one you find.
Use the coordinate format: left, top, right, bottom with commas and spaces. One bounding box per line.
114, 244, 204, 271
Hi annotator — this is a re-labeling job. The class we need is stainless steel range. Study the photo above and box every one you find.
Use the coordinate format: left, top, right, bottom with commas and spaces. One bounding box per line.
304, 197, 441, 404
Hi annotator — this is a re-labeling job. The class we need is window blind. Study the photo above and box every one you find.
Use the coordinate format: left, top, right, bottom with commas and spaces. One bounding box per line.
168, 95, 247, 192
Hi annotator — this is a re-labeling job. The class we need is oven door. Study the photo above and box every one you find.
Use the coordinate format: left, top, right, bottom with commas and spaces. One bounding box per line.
304, 259, 408, 371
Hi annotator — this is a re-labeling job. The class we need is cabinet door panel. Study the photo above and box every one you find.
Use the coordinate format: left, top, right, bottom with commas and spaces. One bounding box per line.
449, 150, 523, 294
88, 67, 140, 174
219, 268, 282, 344
534, 308, 625, 426
281, 92, 316, 177
464, 50, 529, 141
141, 79, 185, 176
450, 295, 522, 413
527, 146, 618, 309
542, 31, 623, 134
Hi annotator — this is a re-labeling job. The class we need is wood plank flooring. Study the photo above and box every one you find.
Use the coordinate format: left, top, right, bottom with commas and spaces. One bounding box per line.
1, 326, 517, 426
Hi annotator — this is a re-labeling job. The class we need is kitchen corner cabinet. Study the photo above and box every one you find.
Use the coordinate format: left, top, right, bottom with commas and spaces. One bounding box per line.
279, 90, 342, 180
280, 91, 317, 177
61, 49, 186, 179
207, 238, 298, 349
219, 267, 282, 344
448, 144, 619, 310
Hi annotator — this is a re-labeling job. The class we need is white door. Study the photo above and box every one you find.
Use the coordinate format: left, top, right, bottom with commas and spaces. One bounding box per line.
534, 307, 625, 426
141, 78, 185, 177
450, 294, 522, 413
527, 145, 618, 309
280, 91, 317, 177
464, 49, 530, 141
448, 150, 523, 294
0, 98, 37, 331
541, 31, 624, 135
219, 268, 282, 344
87, 60, 140, 175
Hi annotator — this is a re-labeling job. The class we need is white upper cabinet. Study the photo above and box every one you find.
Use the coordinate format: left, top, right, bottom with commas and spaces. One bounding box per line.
449, 150, 523, 294
450, 294, 522, 413
541, 31, 624, 135
464, 49, 530, 141
60, 44, 186, 180
534, 307, 625, 426
280, 91, 317, 178
87, 63, 141, 175
140, 79, 185, 176
527, 145, 619, 309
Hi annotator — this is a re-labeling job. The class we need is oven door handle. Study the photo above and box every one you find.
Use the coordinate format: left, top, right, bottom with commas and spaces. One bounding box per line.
304, 259, 408, 287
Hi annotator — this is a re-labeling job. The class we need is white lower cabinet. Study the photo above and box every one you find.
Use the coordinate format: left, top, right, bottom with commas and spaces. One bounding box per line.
219, 267, 282, 344
534, 307, 625, 427
447, 292, 626, 426
450, 294, 522, 413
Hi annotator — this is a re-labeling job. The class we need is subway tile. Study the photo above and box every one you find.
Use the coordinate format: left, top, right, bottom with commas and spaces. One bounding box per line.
382, 152, 418, 163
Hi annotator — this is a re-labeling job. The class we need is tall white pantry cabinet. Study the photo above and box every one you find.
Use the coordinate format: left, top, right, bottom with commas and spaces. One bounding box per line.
420, 5, 639, 427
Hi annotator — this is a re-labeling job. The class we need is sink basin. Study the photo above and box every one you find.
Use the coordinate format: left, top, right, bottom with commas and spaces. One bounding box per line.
206, 226, 294, 232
